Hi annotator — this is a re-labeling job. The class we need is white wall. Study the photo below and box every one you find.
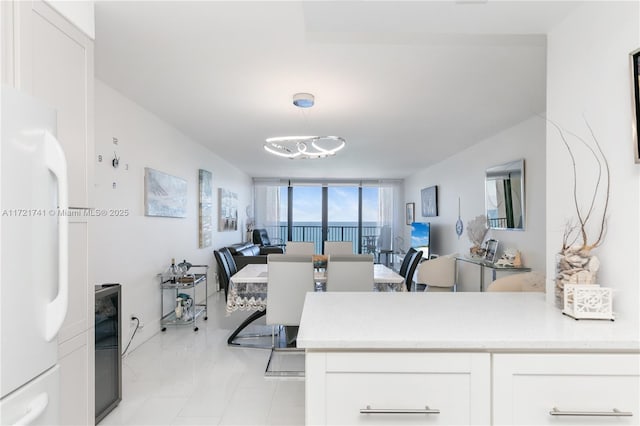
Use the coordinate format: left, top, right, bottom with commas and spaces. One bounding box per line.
91, 79, 252, 352
404, 116, 546, 291
546, 1, 640, 317
45, 0, 95, 39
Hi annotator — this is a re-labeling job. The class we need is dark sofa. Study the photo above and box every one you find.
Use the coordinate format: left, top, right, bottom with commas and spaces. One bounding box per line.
225, 242, 284, 269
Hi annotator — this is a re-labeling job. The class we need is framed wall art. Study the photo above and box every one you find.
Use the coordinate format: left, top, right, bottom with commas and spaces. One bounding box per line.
218, 188, 238, 231
405, 202, 415, 225
144, 167, 187, 218
420, 185, 438, 217
631, 48, 640, 163
198, 169, 213, 248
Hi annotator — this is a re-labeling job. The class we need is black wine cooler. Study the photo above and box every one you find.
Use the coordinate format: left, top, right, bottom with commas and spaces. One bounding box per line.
95, 284, 122, 424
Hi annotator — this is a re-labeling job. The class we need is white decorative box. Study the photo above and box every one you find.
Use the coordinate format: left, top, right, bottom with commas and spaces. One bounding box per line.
563, 284, 614, 320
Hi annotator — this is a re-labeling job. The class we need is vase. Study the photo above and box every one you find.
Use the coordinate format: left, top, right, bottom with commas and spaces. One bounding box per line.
469, 245, 485, 259
554, 248, 600, 309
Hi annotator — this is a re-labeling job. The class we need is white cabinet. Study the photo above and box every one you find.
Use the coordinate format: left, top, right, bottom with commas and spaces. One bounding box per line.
306, 351, 640, 425
306, 352, 491, 425
14, 0, 94, 209
59, 331, 94, 426
493, 353, 640, 425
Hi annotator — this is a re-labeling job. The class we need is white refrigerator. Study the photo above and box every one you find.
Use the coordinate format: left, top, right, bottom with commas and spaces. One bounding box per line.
1, 86, 69, 425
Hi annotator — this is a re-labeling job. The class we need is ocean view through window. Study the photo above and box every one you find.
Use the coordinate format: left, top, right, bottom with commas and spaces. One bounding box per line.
254, 180, 401, 256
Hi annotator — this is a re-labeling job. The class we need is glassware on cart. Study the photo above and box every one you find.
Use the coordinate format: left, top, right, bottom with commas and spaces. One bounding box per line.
165, 258, 184, 283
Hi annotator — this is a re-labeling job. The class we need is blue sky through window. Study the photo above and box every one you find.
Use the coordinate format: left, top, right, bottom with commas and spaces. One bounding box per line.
279, 186, 379, 223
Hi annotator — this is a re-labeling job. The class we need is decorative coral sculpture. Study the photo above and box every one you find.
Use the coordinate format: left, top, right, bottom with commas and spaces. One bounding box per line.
466, 215, 489, 257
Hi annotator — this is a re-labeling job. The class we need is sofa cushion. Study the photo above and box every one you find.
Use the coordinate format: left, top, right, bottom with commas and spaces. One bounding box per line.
227, 242, 261, 256
259, 246, 284, 255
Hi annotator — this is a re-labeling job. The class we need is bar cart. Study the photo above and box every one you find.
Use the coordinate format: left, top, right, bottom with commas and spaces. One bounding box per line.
159, 265, 208, 332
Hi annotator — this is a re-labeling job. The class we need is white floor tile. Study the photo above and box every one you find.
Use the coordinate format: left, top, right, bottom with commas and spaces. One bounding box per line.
102, 292, 305, 426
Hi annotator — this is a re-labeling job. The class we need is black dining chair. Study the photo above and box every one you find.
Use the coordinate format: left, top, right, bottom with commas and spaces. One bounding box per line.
398, 247, 418, 277
403, 251, 423, 292
215, 247, 270, 347
213, 247, 236, 301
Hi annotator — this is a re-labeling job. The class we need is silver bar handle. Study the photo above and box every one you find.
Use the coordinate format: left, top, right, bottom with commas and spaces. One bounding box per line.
550, 407, 633, 417
360, 405, 440, 415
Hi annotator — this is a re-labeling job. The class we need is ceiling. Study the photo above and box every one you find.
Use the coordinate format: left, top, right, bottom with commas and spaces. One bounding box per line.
95, 1, 580, 180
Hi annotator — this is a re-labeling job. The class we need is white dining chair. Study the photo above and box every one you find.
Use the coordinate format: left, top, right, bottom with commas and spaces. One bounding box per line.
326, 254, 374, 292
285, 241, 315, 255
265, 254, 315, 377
324, 241, 353, 255
416, 254, 457, 292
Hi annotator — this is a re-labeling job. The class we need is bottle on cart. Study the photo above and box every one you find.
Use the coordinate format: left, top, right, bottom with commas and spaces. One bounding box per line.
166, 258, 181, 283
175, 297, 183, 318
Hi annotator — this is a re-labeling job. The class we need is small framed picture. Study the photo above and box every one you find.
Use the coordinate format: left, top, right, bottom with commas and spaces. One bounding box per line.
421, 185, 438, 217
406, 202, 415, 225
485, 239, 499, 263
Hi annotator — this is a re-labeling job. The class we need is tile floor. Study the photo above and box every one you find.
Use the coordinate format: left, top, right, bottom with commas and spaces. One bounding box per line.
101, 292, 305, 426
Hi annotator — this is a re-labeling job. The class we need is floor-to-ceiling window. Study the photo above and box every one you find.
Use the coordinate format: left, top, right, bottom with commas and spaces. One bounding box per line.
327, 186, 360, 253
289, 186, 323, 253
254, 179, 402, 256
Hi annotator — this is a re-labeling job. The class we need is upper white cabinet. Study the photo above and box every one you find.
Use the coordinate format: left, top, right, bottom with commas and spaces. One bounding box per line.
14, 0, 94, 209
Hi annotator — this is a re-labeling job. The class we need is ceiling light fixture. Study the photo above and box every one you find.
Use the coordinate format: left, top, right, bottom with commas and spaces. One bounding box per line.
264, 135, 346, 159
292, 92, 315, 108
264, 93, 346, 159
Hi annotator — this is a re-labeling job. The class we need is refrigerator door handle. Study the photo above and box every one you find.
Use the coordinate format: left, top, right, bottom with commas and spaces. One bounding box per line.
13, 393, 49, 426
43, 131, 69, 342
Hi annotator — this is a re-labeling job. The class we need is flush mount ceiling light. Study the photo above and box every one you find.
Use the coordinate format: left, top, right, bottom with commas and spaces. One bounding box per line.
264, 93, 347, 159
292, 92, 315, 108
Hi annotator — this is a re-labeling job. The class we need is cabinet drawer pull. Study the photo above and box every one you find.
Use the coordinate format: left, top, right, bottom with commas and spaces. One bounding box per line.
550, 407, 633, 417
360, 405, 440, 415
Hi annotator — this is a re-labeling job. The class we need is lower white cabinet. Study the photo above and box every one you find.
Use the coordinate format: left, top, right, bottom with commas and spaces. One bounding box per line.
59, 330, 94, 426
306, 352, 491, 425
306, 351, 639, 425
493, 353, 640, 425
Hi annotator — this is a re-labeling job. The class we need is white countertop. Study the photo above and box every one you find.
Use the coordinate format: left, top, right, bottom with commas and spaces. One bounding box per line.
297, 292, 640, 351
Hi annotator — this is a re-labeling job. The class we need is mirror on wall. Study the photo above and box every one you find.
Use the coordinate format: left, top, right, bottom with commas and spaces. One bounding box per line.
485, 159, 525, 230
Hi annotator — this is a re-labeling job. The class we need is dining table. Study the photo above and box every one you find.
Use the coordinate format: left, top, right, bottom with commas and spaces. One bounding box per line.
225, 262, 404, 346
226, 263, 406, 314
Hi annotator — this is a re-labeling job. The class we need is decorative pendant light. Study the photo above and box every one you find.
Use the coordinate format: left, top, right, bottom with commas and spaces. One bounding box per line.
264, 93, 346, 159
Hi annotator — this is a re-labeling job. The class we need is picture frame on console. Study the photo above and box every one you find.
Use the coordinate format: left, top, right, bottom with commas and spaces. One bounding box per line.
484, 239, 499, 263
631, 48, 640, 163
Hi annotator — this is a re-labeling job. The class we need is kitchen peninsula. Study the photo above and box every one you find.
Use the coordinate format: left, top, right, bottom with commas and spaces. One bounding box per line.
298, 292, 640, 425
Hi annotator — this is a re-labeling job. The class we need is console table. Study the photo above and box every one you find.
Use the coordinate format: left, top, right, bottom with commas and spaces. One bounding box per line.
456, 256, 531, 291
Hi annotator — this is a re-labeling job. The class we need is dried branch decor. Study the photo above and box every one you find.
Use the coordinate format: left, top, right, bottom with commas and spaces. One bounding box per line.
549, 117, 610, 252
548, 116, 610, 307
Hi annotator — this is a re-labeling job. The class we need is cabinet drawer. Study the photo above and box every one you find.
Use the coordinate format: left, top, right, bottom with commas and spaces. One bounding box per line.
493, 353, 640, 425
306, 352, 490, 425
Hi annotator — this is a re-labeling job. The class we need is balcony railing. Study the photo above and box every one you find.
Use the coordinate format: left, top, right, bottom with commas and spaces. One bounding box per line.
264, 225, 382, 255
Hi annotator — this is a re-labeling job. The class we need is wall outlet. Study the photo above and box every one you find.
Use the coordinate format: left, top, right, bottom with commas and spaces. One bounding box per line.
130, 315, 144, 329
